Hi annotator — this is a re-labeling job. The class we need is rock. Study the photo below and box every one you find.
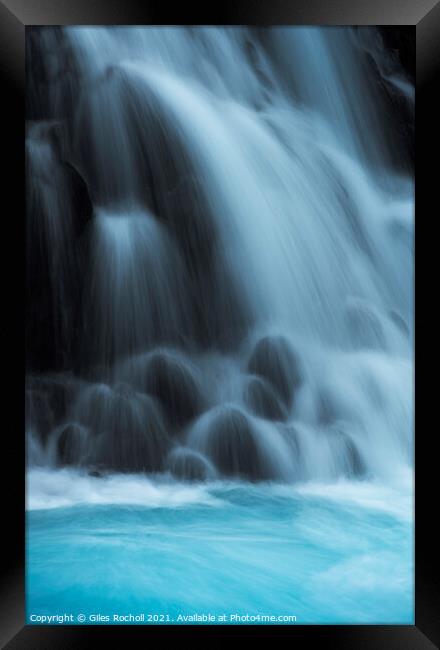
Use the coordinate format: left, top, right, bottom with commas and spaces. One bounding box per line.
26, 122, 93, 374
247, 336, 302, 409
76, 383, 170, 472
61, 161, 94, 237
142, 351, 205, 428
163, 177, 217, 271
76, 65, 253, 352
330, 427, 366, 478
346, 439, 365, 477
160, 177, 254, 350
26, 375, 76, 424
57, 423, 87, 466
26, 27, 79, 121
26, 374, 78, 445
244, 376, 288, 421
74, 383, 112, 436
167, 448, 214, 481
378, 27, 415, 83
195, 406, 273, 481
74, 62, 181, 207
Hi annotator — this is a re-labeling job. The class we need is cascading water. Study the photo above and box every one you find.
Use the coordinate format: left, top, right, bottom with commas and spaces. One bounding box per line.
26, 26, 414, 624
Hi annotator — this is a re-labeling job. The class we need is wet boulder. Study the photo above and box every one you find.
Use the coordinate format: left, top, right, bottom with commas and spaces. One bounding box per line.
26, 122, 93, 240
160, 177, 254, 350
26, 27, 80, 122
162, 177, 217, 271
26, 123, 93, 373
167, 447, 214, 482
57, 423, 88, 466
244, 376, 288, 421
74, 62, 183, 208
247, 336, 302, 409
345, 438, 365, 477
26, 375, 77, 425
76, 65, 253, 352
329, 427, 366, 478
26, 374, 78, 445
76, 382, 170, 472
141, 351, 205, 428
192, 406, 274, 481
61, 161, 94, 237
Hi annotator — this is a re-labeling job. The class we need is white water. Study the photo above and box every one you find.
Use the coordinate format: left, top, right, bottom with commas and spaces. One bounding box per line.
27, 467, 413, 624
27, 466, 413, 520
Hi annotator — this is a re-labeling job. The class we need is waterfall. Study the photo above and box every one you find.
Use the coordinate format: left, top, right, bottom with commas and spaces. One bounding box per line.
26, 27, 413, 485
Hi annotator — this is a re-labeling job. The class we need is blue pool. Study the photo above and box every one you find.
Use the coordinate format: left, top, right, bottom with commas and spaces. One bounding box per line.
26, 470, 413, 625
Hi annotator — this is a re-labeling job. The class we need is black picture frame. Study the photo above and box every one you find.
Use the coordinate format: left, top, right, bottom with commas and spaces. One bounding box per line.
1, 1, 438, 647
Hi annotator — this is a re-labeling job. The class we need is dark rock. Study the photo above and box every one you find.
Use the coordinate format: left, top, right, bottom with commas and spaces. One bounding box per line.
57, 423, 87, 466
26, 27, 79, 121
88, 470, 102, 478
200, 406, 273, 481
26, 375, 76, 425
330, 427, 366, 478
142, 351, 205, 428
378, 27, 415, 84
163, 177, 217, 270
75, 383, 114, 437
347, 440, 366, 476
26, 374, 78, 445
160, 176, 254, 350
61, 161, 94, 237
345, 439, 365, 477
74, 62, 182, 208
77, 383, 170, 472
26, 122, 93, 374
77, 62, 252, 351
247, 336, 302, 409
79, 209, 194, 374
355, 28, 414, 173
244, 376, 288, 421
167, 448, 213, 481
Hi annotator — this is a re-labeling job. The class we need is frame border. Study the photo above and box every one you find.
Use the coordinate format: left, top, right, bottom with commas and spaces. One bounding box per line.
2, 1, 438, 647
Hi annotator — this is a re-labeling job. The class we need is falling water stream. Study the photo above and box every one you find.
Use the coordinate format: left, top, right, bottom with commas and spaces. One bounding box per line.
26, 27, 414, 623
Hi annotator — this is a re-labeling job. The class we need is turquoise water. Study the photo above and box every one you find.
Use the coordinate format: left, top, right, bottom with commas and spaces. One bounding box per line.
26, 470, 413, 625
